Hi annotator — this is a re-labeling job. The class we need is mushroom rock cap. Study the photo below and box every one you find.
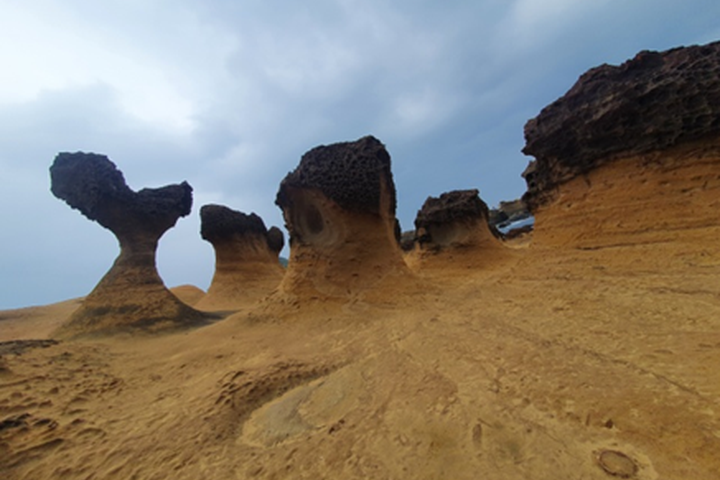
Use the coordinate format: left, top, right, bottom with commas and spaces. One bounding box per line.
273, 136, 410, 300
196, 205, 285, 311
49, 152, 208, 337
50, 152, 192, 236
522, 40, 720, 210
200, 205, 284, 252
276, 135, 396, 220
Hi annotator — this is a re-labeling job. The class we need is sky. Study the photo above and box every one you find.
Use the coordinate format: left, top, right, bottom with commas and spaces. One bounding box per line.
1, 0, 719, 309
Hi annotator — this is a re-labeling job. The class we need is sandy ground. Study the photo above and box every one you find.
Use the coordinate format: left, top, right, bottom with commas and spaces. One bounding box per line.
1, 229, 719, 479
1, 150, 719, 478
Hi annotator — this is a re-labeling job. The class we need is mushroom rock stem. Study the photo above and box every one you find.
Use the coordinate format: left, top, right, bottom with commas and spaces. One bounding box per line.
49, 152, 208, 337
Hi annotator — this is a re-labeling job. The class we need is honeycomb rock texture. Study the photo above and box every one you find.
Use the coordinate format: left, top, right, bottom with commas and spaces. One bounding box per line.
276, 135, 396, 217
200, 205, 284, 254
523, 40, 720, 210
272, 136, 410, 300
49, 152, 206, 337
51, 152, 192, 236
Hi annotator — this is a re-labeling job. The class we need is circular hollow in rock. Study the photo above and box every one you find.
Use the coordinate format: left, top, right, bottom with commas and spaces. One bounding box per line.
597, 450, 638, 478
304, 203, 324, 235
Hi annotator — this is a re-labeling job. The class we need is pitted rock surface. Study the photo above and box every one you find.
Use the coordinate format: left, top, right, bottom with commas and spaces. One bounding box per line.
200, 205, 284, 253
50, 152, 192, 235
415, 190, 489, 231
523, 40, 720, 210
276, 135, 396, 216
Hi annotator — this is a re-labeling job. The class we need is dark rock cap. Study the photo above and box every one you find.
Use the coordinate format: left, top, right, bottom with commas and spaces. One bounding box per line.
414, 189, 489, 231
522, 40, 720, 209
50, 152, 192, 232
276, 135, 396, 216
200, 204, 284, 253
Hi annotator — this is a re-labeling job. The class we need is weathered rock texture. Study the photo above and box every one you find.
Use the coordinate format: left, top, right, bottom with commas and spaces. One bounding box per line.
523, 40, 720, 211
195, 205, 285, 311
275, 136, 409, 299
405, 189, 512, 270
522, 41, 720, 252
49, 152, 208, 337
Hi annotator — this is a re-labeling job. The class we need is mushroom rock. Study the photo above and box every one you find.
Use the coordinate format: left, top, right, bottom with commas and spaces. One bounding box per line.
49, 152, 209, 337
195, 205, 285, 311
522, 41, 720, 251
275, 135, 410, 300
406, 189, 511, 270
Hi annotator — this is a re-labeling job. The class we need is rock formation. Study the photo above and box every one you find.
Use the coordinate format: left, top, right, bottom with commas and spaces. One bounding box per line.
405, 189, 512, 270
522, 41, 720, 251
49, 152, 209, 337
195, 205, 285, 311
275, 136, 409, 299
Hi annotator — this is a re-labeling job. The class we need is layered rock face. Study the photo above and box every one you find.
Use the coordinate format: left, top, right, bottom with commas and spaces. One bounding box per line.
195, 205, 285, 311
275, 136, 408, 298
406, 189, 510, 269
50, 152, 207, 337
522, 41, 720, 251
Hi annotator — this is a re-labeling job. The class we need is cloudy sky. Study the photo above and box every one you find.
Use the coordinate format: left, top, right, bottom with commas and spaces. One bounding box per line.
1, 0, 719, 309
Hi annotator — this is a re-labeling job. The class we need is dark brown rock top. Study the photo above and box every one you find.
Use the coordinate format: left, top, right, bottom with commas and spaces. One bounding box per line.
522, 40, 720, 209
200, 204, 284, 253
415, 189, 489, 231
50, 152, 193, 235
275, 135, 396, 216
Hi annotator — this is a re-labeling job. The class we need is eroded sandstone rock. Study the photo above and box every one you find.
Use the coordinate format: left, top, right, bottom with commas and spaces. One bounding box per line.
50, 152, 208, 337
275, 136, 409, 299
523, 40, 720, 210
414, 189, 499, 247
195, 205, 285, 310
522, 41, 720, 250
404, 189, 512, 270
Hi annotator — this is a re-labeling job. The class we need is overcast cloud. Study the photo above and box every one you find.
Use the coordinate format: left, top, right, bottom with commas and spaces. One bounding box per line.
1, 0, 719, 308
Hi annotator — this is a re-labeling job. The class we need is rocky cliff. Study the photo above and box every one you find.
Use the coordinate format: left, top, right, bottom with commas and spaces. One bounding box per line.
522, 41, 720, 252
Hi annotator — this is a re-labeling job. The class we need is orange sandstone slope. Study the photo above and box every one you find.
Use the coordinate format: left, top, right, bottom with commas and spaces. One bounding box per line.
194, 205, 285, 312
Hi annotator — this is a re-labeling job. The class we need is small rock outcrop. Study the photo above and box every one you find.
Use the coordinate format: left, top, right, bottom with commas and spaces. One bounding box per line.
195, 205, 285, 311
523, 40, 720, 211
415, 190, 496, 246
405, 190, 511, 270
522, 41, 720, 250
50, 152, 208, 337
275, 136, 409, 299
